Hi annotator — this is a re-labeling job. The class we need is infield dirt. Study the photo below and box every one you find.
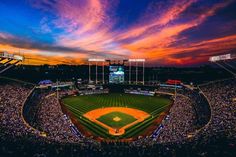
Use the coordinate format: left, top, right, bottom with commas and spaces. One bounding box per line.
83, 107, 150, 136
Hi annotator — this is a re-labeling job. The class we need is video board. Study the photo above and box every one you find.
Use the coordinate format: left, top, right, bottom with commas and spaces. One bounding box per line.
109, 66, 124, 83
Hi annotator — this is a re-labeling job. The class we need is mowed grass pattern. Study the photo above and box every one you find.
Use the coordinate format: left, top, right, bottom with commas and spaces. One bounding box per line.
97, 112, 137, 128
63, 93, 170, 116
62, 93, 171, 139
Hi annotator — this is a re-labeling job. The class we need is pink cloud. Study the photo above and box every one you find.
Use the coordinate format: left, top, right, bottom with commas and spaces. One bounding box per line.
13, 0, 236, 65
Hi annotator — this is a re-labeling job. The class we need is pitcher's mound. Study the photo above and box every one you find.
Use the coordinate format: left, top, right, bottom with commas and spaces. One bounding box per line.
113, 116, 121, 122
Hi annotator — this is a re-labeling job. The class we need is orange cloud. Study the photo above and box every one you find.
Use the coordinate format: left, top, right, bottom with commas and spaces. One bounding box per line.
0, 43, 87, 65
120, 0, 235, 63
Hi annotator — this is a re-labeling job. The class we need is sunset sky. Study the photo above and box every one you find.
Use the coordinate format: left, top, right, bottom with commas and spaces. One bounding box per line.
0, 0, 236, 66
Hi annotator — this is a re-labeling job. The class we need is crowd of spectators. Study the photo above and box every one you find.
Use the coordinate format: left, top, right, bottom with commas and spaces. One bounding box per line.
33, 92, 80, 142
198, 78, 236, 140
157, 95, 197, 143
22, 89, 99, 145
0, 81, 100, 156
0, 82, 34, 138
131, 78, 235, 155
181, 89, 211, 127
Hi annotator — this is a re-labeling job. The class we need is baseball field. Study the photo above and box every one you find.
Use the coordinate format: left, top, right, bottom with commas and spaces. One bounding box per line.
62, 93, 171, 139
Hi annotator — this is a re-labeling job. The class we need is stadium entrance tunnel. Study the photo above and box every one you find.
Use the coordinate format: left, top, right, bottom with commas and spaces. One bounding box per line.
83, 107, 150, 136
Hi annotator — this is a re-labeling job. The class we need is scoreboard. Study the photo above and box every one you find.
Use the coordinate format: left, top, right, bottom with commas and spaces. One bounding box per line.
109, 66, 124, 83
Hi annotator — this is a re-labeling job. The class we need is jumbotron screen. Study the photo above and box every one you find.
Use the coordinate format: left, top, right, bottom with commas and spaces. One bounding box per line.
109, 66, 124, 83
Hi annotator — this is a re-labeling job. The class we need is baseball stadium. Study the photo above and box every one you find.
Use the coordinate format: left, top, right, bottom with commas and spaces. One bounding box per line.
1, 1, 236, 157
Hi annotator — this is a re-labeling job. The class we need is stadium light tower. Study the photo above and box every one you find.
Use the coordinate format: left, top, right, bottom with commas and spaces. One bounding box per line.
88, 58, 106, 84
209, 53, 236, 77
128, 59, 145, 85
0, 52, 24, 74
129, 61, 131, 84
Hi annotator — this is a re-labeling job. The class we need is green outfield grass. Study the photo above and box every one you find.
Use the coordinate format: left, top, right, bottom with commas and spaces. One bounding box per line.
62, 93, 172, 139
97, 111, 137, 128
